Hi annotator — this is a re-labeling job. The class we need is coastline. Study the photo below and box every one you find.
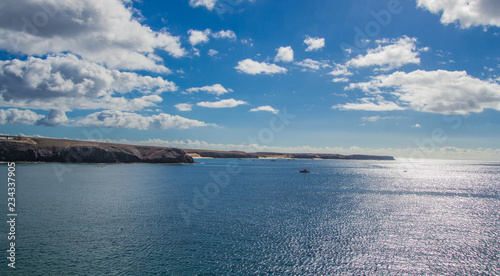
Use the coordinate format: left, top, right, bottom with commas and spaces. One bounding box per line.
0, 136, 395, 163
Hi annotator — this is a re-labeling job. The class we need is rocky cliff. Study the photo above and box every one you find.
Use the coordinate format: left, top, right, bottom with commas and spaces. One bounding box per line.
0, 137, 194, 164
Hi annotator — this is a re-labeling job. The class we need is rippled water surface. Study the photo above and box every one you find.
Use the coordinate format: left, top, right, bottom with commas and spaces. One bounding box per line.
1, 159, 499, 274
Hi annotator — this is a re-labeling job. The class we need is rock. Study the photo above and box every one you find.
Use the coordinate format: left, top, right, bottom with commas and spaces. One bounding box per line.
0, 137, 194, 164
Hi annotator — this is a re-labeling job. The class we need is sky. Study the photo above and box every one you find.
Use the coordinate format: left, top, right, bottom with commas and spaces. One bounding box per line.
0, 0, 499, 160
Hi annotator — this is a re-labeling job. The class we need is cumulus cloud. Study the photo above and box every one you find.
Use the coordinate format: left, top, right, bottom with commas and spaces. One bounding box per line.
74, 110, 213, 129
189, 0, 217, 10
275, 46, 294, 63
212, 30, 237, 39
328, 64, 353, 76
197, 98, 248, 108
175, 103, 193, 112
188, 29, 211, 46
0, 108, 43, 125
295, 59, 331, 71
208, 49, 219, 56
347, 70, 500, 114
0, 54, 176, 112
333, 97, 405, 111
185, 84, 233, 96
304, 36, 325, 52
346, 36, 421, 71
235, 59, 287, 75
249, 105, 279, 114
36, 109, 69, 126
332, 77, 349, 83
417, 0, 500, 28
0, 0, 185, 72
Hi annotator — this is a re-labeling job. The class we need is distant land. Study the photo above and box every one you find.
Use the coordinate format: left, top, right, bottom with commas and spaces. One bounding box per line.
184, 149, 395, 160
0, 136, 395, 163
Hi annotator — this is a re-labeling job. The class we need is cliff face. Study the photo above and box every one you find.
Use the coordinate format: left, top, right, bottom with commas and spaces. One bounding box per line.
0, 137, 194, 164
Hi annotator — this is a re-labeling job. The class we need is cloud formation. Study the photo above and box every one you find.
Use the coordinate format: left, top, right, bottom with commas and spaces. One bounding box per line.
188, 29, 212, 46
212, 30, 237, 39
275, 46, 294, 63
235, 59, 287, 75
304, 36, 325, 52
185, 84, 233, 96
0, 0, 185, 72
249, 105, 279, 114
189, 0, 217, 10
175, 103, 193, 112
0, 54, 176, 112
36, 109, 69, 126
334, 97, 405, 112
74, 110, 212, 129
295, 59, 331, 71
347, 70, 500, 114
417, 0, 500, 28
0, 108, 43, 125
197, 98, 248, 108
346, 36, 421, 71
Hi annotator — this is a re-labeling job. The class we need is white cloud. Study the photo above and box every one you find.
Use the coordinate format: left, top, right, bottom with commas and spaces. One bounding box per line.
348, 70, 500, 114
74, 110, 212, 129
334, 97, 405, 111
188, 29, 211, 46
332, 77, 349, 83
0, 108, 43, 125
275, 46, 294, 63
212, 30, 237, 40
0, 0, 185, 72
249, 105, 279, 114
413, 123, 422, 128
361, 116, 395, 122
0, 54, 176, 112
235, 59, 287, 75
208, 49, 219, 56
295, 59, 331, 71
241, 38, 254, 47
304, 36, 325, 52
175, 103, 193, 112
189, 0, 217, 10
185, 84, 233, 96
328, 64, 353, 76
346, 36, 421, 71
197, 98, 248, 108
36, 109, 69, 126
417, 0, 500, 28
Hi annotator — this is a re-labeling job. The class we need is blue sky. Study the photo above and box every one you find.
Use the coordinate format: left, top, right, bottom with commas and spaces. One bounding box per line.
0, 0, 499, 160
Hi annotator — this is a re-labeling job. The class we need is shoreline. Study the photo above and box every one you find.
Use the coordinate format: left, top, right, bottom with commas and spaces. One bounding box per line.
0, 136, 396, 163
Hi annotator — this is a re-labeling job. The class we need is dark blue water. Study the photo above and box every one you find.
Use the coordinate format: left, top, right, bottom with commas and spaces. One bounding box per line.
1, 159, 500, 275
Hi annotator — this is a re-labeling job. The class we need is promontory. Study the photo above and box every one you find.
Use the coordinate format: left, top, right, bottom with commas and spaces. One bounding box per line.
0, 136, 194, 164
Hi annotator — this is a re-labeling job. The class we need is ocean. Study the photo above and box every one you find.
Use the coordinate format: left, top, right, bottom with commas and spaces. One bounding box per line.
1, 159, 499, 275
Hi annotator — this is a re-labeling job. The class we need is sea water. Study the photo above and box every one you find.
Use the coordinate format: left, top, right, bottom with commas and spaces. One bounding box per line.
1, 159, 499, 275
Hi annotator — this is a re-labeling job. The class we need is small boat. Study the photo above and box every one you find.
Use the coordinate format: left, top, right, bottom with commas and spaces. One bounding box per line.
299, 169, 310, 173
